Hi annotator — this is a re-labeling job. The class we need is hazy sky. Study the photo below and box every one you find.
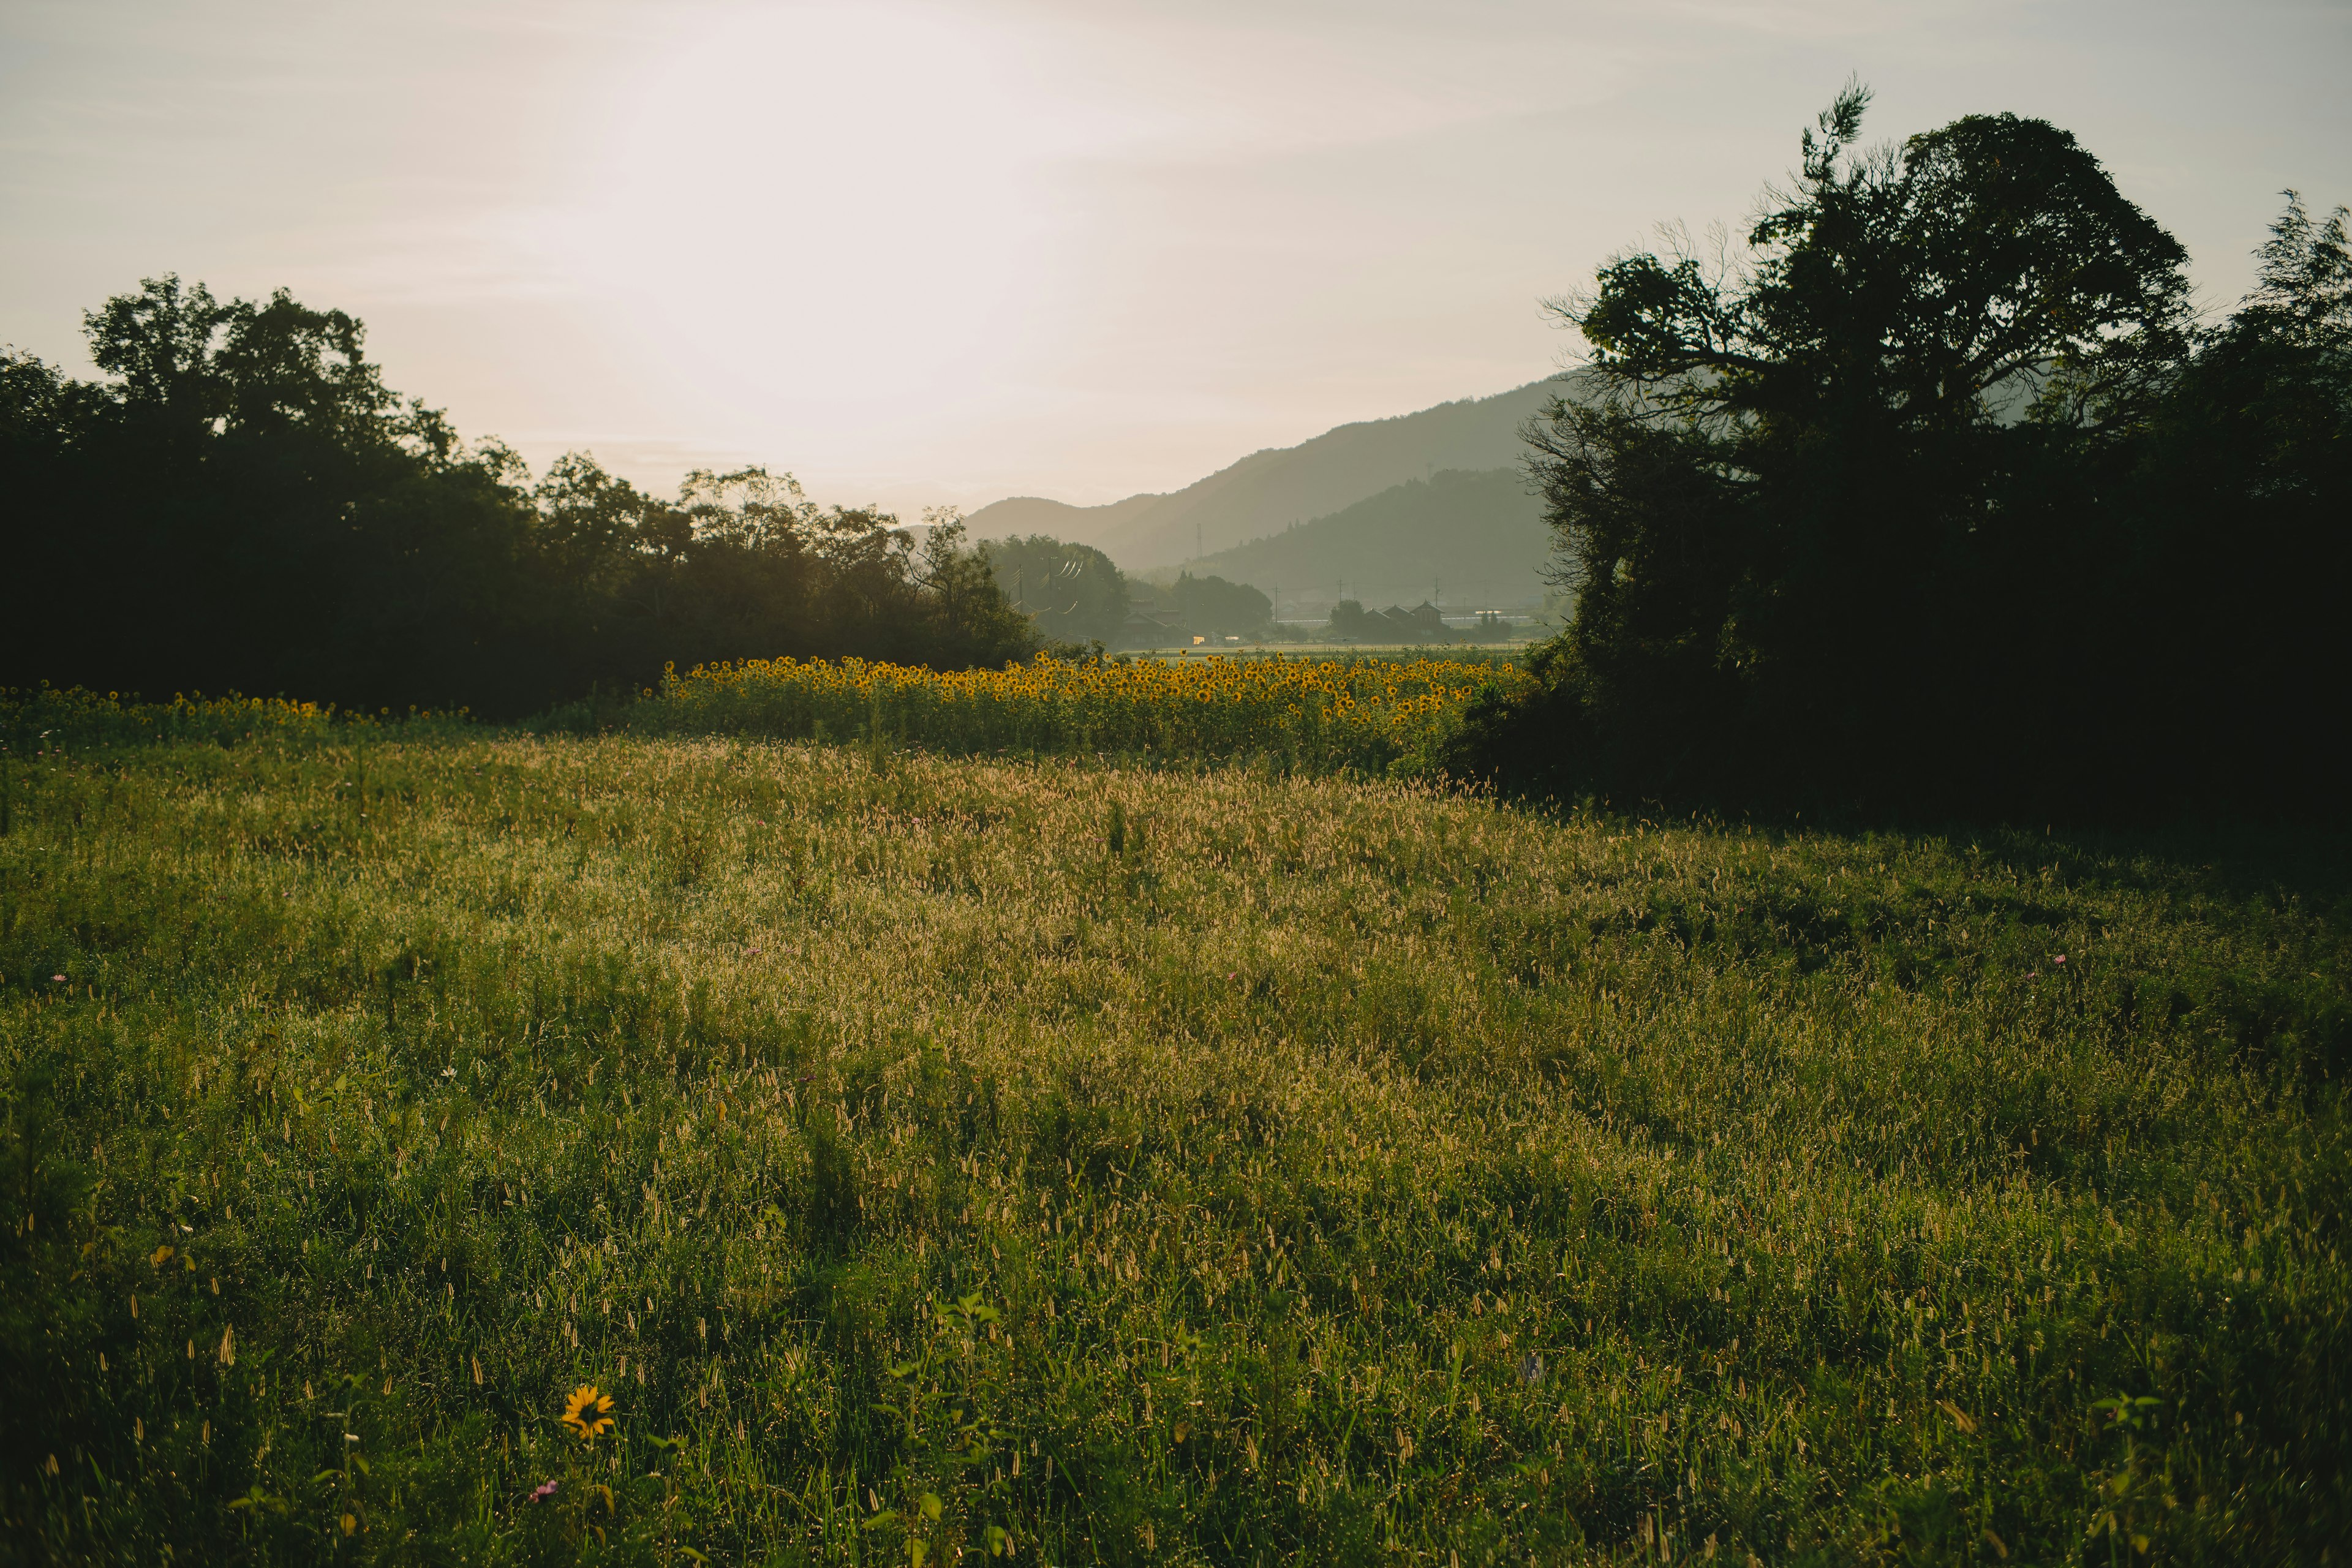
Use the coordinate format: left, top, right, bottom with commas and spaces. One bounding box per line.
4, 1, 2345, 511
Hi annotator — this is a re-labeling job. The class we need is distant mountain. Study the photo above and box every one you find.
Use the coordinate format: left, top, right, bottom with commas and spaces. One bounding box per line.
1178, 467, 1555, 614
968, 377, 1572, 571
962, 492, 1164, 553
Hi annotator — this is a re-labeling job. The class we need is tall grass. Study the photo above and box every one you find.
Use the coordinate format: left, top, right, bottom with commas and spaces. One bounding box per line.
1, 730, 2345, 1563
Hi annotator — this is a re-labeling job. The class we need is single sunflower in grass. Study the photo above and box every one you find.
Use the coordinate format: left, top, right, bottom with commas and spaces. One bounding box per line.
561, 1385, 616, 1441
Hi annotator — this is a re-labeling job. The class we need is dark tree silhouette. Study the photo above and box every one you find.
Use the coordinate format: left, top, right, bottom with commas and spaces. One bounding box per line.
1461, 87, 2348, 818
1, 277, 1036, 716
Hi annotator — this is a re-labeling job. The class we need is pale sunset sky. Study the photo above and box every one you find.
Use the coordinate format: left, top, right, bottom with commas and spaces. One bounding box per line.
3, 0, 2345, 511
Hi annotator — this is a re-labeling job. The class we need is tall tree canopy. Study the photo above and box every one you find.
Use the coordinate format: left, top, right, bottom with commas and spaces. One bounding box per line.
1470, 88, 2348, 818
1168, 573, 1272, 639
982, 534, 1129, 649
1, 278, 1034, 715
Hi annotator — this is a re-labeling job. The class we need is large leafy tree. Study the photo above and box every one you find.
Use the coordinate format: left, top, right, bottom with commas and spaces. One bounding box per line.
1168, 573, 1272, 639
2124, 194, 2352, 809
982, 535, 1130, 648
1487, 87, 2340, 813
9, 276, 536, 710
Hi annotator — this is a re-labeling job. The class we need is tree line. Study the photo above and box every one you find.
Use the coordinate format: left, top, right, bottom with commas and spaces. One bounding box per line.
1, 279, 1036, 719
1458, 86, 2350, 820
980, 535, 1275, 647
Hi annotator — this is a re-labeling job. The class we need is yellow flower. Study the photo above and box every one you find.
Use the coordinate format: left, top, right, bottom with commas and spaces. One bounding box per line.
562, 1384, 616, 1441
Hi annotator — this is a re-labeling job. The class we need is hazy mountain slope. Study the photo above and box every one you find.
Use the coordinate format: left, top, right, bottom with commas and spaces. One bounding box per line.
967, 376, 1569, 570
1183, 467, 1555, 612
960, 492, 1165, 552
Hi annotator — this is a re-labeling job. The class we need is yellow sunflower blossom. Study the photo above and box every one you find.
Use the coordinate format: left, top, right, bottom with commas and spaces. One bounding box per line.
561, 1384, 616, 1441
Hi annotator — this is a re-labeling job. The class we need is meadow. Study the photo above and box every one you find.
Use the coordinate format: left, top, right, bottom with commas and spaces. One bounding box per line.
1, 702, 2346, 1564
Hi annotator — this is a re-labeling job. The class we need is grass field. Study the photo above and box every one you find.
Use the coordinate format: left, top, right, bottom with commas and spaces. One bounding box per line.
2, 720, 2347, 1564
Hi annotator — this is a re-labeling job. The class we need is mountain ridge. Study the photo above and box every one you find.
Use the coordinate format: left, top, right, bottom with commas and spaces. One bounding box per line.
1169, 466, 1554, 614
968, 376, 1572, 571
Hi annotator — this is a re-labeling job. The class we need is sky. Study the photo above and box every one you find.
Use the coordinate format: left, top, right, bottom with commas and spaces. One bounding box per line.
4, 0, 2346, 512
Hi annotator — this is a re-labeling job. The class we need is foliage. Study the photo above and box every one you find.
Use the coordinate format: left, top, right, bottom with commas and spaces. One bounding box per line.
982, 536, 1131, 649
0, 280, 1037, 720
1325, 600, 1379, 641
2118, 191, 2352, 810
1166, 573, 1273, 639
1, 730, 2346, 1561
1463, 87, 2351, 818
592, 653, 1517, 777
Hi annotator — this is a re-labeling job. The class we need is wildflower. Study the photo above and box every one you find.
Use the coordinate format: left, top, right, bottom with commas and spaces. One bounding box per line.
51, 974, 66, 983
441, 1066, 456, 1077
562, 1384, 616, 1441
530, 1479, 559, 1502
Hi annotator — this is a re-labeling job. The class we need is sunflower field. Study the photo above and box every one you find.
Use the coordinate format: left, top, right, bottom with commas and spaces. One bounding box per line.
0, 685, 461, 752
601, 654, 1522, 775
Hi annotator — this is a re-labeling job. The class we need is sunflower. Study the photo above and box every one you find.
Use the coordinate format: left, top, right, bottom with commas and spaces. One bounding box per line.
560, 1384, 616, 1441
